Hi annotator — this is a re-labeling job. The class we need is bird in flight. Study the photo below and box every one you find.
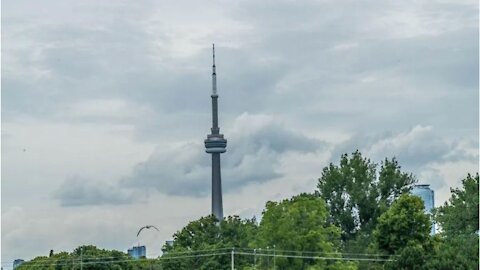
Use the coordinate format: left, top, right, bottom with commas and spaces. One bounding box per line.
137, 225, 160, 237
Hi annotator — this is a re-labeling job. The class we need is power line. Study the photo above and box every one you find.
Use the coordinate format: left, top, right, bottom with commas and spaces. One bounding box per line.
3, 248, 394, 267
232, 247, 394, 258
0, 247, 393, 264
234, 251, 394, 262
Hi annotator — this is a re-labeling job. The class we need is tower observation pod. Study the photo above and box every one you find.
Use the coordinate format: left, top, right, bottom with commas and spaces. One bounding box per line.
204, 44, 227, 221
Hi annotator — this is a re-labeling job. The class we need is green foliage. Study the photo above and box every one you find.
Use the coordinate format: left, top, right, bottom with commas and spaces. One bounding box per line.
16, 245, 155, 270
436, 173, 479, 237
383, 241, 430, 270
161, 194, 358, 269
427, 173, 479, 269
255, 193, 356, 270
161, 215, 257, 270
317, 151, 415, 270
317, 151, 416, 241
257, 193, 339, 250
374, 194, 431, 255
377, 157, 417, 211
373, 194, 433, 269
425, 235, 479, 270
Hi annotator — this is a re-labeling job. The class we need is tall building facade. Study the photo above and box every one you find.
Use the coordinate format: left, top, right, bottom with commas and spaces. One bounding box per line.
204, 44, 227, 221
411, 184, 435, 235
128, 245, 146, 259
13, 259, 25, 269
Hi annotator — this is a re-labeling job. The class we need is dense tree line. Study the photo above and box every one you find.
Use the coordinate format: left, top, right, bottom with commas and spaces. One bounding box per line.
16, 245, 155, 270
18, 152, 479, 270
162, 152, 478, 269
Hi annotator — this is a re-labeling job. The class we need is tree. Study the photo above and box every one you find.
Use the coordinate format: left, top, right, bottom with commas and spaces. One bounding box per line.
373, 194, 432, 269
425, 236, 479, 270
17, 245, 153, 270
255, 193, 357, 270
377, 157, 417, 212
436, 173, 479, 237
161, 215, 257, 270
427, 173, 479, 270
317, 151, 416, 242
385, 241, 429, 270
374, 194, 431, 254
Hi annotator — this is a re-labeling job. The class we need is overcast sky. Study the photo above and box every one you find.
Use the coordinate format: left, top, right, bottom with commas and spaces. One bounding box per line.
2, 0, 478, 265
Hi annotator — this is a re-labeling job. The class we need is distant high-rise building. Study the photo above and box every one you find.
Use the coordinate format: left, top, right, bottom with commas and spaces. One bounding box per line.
128, 245, 146, 259
204, 44, 227, 221
411, 184, 435, 235
13, 259, 25, 269
162, 240, 174, 255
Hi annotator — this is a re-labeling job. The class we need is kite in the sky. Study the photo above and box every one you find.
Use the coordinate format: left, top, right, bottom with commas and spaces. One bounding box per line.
137, 225, 160, 237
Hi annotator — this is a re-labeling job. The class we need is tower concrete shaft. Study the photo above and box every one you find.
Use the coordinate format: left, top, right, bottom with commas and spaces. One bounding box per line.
204, 44, 227, 221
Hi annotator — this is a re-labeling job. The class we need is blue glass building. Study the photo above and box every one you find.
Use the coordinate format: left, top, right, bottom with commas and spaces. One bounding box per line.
411, 184, 435, 235
13, 259, 25, 269
128, 245, 146, 259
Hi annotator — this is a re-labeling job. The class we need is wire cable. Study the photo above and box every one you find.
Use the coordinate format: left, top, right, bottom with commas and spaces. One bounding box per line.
5, 248, 395, 267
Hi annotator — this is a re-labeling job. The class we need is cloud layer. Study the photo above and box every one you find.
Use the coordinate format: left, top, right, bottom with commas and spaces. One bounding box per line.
119, 113, 324, 197
54, 176, 136, 206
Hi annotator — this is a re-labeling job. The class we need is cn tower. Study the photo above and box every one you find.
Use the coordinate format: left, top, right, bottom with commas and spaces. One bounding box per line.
204, 44, 227, 221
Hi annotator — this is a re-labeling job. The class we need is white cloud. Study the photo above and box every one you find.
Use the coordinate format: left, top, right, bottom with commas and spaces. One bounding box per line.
365, 125, 452, 165
426, 160, 479, 207
332, 42, 359, 51
65, 99, 155, 122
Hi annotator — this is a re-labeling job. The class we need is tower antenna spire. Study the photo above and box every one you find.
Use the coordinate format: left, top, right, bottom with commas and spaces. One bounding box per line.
212, 43, 217, 96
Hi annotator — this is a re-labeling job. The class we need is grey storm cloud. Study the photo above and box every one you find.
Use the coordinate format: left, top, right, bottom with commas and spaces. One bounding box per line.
120, 113, 325, 197
54, 176, 136, 206
330, 125, 469, 173
3, 0, 477, 143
